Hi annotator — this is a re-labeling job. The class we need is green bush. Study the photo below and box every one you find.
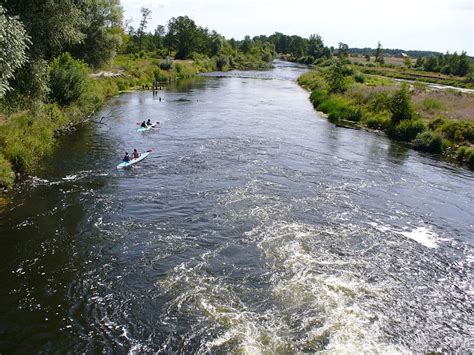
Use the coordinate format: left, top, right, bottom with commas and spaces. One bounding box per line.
413, 131, 444, 153
160, 59, 173, 70
368, 92, 391, 113
364, 112, 391, 130
309, 89, 329, 109
49, 53, 91, 106
354, 73, 365, 83
428, 117, 446, 131
390, 83, 413, 123
318, 96, 362, 122
422, 98, 443, 110
456, 146, 474, 167
0, 153, 15, 188
387, 119, 427, 141
438, 120, 474, 144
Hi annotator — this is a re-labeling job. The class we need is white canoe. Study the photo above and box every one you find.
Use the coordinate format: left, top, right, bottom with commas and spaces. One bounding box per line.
117, 151, 151, 169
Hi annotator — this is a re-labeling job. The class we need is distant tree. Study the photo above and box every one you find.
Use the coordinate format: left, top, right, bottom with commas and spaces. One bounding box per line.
424, 56, 438, 72
403, 57, 412, 68
390, 83, 413, 123
241, 35, 253, 54
0, 5, 30, 98
165, 16, 198, 59
374, 41, 384, 64
337, 42, 349, 59
153, 25, 166, 50
365, 54, 370, 61
69, 0, 123, 68
325, 59, 347, 93
308, 34, 325, 58
137, 7, 152, 51
415, 56, 424, 68
288, 35, 307, 58
456, 51, 470, 76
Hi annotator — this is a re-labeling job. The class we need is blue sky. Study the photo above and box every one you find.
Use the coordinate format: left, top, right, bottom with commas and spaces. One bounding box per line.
121, 0, 474, 54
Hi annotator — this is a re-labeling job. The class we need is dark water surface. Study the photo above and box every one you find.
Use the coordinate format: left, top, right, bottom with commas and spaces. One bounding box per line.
1, 61, 473, 353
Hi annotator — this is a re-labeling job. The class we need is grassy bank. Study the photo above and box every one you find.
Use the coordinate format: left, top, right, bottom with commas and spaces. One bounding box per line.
99, 50, 273, 91
298, 64, 474, 169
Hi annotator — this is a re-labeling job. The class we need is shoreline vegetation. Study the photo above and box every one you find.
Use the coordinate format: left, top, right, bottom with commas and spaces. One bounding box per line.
297, 61, 474, 169
1, 2, 473, 188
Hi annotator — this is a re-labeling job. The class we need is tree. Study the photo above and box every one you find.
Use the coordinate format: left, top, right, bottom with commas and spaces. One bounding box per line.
337, 42, 349, 60
70, 0, 123, 68
0, 5, 30, 98
325, 59, 347, 93
2, 0, 86, 60
165, 16, 198, 59
390, 83, 413, 123
308, 34, 324, 59
456, 51, 470, 76
403, 57, 412, 68
374, 41, 384, 64
137, 7, 151, 51
49, 52, 90, 106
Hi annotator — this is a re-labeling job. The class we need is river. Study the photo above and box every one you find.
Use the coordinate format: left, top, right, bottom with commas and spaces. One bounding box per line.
0, 60, 473, 353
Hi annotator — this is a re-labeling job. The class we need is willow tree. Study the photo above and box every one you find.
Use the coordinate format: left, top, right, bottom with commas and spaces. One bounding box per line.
0, 5, 30, 98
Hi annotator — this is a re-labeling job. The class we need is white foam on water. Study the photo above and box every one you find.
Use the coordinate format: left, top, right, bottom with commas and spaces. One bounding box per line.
370, 220, 443, 249
399, 226, 439, 249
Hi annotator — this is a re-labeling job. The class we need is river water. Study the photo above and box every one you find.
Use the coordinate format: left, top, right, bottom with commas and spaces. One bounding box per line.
0, 61, 473, 353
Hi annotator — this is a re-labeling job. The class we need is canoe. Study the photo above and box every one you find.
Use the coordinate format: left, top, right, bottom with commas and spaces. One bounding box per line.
136, 122, 159, 132
117, 151, 151, 169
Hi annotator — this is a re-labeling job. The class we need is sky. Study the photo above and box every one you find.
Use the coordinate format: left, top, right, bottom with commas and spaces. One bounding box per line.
121, 0, 474, 54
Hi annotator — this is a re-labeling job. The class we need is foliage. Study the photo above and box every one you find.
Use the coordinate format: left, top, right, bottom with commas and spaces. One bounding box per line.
456, 146, 474, 167
49, 53, 91, 106
364, 112, 391, 130
165, 16, 199, 59
437, 120, 474, 144
70, 0, 123, 68
317, 95, 362, 122
0, 152, 15, 188
387, 119, 427, 141
309, 89, 329, 108
374, 41, 384, 64
422, 98, 443, 111
325, 59, 348, 93
413, 131, 444, 153
2, 0, 86, 60
389, 83, 413, 123
0, 5, 30, 98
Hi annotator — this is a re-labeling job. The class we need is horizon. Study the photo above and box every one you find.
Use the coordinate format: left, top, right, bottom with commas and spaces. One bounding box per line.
120, 0, 474, 56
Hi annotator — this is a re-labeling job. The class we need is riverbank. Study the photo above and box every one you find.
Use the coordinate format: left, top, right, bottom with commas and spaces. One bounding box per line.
298, 65, 474, 169
0, 52, 273, 189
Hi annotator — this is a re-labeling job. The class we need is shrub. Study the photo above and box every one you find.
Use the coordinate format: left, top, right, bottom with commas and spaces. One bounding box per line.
428, 117, 446, 131
438, 120, 474, 144
354, 73, 365, 83
390, 83, 413, 123
49, 53, 90, 106
160, 59, 173, 70
456, 146, 474, 167
0, 153, 14, 188
368, 92, 391, 112
364, 112, 391, 130
387, 119, 427, 141
413, 131, 444, 153
309, 89, 329, 109
318, 96, 362, 122
422, 98, 443, 111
